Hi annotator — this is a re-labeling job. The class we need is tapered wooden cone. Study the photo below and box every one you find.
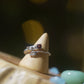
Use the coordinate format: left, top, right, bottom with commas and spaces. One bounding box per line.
19, 33, 50, 73
0, 52, 51, 84
34, 33, 49, 51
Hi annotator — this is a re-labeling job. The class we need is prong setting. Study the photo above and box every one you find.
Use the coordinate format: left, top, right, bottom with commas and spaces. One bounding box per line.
24, 44, 51, 57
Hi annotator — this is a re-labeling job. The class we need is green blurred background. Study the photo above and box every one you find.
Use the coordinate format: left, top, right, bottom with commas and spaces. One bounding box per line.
0, 0, 84, 72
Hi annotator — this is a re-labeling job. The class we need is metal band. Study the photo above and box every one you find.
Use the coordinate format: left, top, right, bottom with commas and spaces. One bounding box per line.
24, 44, 51, 57
30, 51, 51, 57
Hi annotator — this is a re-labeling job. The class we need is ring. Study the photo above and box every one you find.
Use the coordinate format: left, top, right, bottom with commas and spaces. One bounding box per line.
24, 44, 51, 57
30, 51, 51, 57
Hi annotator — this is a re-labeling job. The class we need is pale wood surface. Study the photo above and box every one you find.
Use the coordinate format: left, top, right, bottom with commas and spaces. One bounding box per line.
0, 52, 52, 84
0, 52, 21, 65
19, 33, 49, 73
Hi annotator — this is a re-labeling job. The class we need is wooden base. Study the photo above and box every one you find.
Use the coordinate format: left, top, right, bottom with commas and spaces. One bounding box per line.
0, 52, 52, 84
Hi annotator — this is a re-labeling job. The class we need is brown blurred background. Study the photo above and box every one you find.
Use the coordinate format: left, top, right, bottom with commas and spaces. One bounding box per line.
0, 0, 84, 72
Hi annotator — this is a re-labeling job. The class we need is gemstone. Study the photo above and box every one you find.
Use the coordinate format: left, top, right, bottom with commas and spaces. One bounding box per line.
49, 67, 59, 75
61, 70, 84, 84
50, 76, 66, 84
37, 44, 42, 49
29, 46, 34, 50
30, 51, 37, 56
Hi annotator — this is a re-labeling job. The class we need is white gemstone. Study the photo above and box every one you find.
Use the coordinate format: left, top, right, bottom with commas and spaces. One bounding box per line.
29, 46, 34, 50
30, 51, 37, 56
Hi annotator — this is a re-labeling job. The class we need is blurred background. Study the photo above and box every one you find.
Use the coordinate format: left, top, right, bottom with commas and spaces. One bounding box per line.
0, 0, 84, 72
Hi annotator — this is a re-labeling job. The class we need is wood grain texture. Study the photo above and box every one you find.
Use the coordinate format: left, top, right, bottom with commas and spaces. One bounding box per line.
19, 33, 49, 74
0, 52, 52, 84
0, 52, 21, 65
